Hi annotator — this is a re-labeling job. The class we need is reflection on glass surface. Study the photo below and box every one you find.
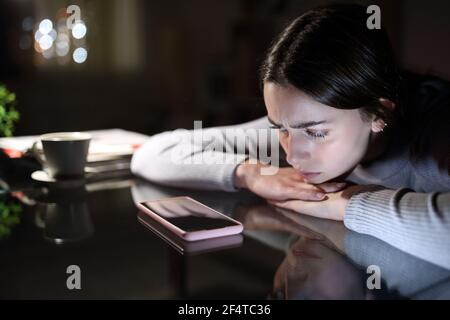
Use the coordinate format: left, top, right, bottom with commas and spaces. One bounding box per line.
141, 197, 239, 231
137, 210, 243, 256
235, 202, 450, 300
270, 236, 382, 300
36, 184, 94, 244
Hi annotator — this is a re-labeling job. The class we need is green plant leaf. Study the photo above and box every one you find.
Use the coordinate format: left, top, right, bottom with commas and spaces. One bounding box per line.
0, 83, 20, 137
6, 93, 15, 103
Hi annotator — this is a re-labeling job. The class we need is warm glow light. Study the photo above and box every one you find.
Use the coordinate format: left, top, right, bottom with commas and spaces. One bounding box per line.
38, 34, 53, 50
56, 7, 69, 20
42, 48, 54, 59
73, 47, 88, 63
56, 35, 70, 57
34, 41, 43, 53
39, 19, 53, 34
49, 29, 57, 40
56, 45, 70, 57
57, 33, 70, 42
71, 22, 87, 39
34, 30, 43, 41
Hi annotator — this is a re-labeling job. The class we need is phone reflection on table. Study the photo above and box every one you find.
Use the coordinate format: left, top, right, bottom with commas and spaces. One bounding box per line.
137, 211, 243, 256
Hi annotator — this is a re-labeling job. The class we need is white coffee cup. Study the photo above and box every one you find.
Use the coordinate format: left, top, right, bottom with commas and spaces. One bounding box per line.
33, 132, 91, 179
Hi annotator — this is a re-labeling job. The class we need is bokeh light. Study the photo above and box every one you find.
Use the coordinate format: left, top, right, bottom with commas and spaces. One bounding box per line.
22, 17, 34, 31
49, 29, 57, 40
73, 47, 88, 63
56, 33, 70, 57
29, 10, 89, 65
72, 22, 87, 39
42, 47, 55, 59
38, 34, 53, 50
38, 19, 53, 34
34, 30, 43, 41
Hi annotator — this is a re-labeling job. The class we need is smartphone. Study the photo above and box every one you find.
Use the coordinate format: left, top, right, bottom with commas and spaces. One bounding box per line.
137, 196, 243, 241
137, 211, 243, 255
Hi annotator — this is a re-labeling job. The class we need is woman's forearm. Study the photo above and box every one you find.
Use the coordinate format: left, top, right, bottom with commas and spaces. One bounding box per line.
344, 188, 450, 269
130, 117, 270, 191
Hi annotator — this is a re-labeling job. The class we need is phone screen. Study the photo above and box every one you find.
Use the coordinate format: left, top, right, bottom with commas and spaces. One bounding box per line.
140, 197, 239, 231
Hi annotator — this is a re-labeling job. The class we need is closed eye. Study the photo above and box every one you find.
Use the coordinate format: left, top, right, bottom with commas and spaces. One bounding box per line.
305, 129, 328, 139
279, 128, 289, 134
270, 125, 289, 136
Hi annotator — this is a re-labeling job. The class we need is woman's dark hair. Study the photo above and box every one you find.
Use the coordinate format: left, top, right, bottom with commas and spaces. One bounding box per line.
261, 3, 450, 171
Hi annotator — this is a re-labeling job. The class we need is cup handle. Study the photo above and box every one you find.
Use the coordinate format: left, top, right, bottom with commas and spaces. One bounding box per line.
31, 140, 46, 166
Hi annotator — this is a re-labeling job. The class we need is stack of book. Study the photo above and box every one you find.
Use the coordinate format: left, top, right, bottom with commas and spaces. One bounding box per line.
0, 129, 149, 179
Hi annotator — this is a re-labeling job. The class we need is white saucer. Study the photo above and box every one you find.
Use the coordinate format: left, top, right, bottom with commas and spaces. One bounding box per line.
31, 170, 92, 187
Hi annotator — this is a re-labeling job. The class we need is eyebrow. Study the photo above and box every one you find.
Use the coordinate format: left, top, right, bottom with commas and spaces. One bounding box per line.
267, 116, 328, 129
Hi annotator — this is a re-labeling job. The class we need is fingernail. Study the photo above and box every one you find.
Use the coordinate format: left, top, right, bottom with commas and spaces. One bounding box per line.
315, 192, 325, 199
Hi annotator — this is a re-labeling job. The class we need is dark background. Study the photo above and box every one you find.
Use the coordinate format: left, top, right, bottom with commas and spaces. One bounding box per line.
1, 0, 450, 137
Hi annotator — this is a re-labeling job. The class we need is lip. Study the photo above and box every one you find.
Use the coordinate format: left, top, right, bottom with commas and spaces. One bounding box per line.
298, 171, 321, 179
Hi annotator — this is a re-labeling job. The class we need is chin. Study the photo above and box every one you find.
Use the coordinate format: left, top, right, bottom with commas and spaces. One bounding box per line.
304, 175, 328, 184
309, 172, 341, 184
315, 177, 330, 184
320, 167, 357, 184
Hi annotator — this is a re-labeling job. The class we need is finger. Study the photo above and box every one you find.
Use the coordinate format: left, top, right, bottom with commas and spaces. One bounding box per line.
268, 200, 303, 213
284, 186, 326, 201
269, 199, 333, 220
316, 182, 347, 193
292, 181, 323, 191
268, 205, 325, 240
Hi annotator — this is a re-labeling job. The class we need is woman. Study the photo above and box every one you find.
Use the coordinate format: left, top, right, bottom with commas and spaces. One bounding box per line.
131, 4, 450, 268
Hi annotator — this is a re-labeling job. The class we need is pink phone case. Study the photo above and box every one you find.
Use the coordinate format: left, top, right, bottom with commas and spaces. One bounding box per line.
136, 196, 243, 241
137, 211, 243, 255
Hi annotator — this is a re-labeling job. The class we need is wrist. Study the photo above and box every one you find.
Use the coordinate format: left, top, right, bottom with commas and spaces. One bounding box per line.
234, 159, 262, 189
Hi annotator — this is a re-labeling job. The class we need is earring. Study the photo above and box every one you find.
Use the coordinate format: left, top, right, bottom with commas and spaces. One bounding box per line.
380, 122, 388, 132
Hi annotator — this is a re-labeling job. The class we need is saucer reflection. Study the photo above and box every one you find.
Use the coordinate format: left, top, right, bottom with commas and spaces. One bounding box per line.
36, 184, 94, 244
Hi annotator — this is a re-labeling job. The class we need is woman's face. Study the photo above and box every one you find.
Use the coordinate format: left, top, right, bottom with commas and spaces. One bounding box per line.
273, 237, 367, 299
264, 82, 374, 184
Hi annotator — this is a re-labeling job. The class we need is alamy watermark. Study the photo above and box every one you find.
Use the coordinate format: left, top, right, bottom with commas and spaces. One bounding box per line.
66, 5, 82, 30
168, 120, 280, 175
66, 264, 81, 290
367, 5, 381, 30
366, 265, 381, 290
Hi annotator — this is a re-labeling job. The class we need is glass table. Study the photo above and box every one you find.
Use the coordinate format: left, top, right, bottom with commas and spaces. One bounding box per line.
1, 160, 449, 299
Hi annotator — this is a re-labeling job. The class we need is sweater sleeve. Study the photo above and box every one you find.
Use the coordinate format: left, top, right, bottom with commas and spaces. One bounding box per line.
344, 188, 450, 270
131, 116, 275, 192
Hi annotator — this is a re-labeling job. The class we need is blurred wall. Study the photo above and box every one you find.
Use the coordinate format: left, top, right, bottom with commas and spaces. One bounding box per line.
0, 0, 449, 137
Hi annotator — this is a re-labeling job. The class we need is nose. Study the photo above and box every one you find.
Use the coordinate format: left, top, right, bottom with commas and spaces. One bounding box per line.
285, 135, 311, 168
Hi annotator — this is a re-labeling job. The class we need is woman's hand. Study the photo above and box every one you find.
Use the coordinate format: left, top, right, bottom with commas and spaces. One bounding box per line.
274, 206, 348, 252
234, 203, 325, 240
234, 159, 347, 201
267, 184, 384, 221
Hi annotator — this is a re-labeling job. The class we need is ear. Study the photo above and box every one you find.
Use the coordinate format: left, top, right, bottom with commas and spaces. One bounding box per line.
371, 118, 387, 133
371, 98, 396, 133
378, 97, 396, 110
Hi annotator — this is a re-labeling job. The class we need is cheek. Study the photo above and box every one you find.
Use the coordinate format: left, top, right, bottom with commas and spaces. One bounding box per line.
343, 124, 372, 156
314, 126, 371, 174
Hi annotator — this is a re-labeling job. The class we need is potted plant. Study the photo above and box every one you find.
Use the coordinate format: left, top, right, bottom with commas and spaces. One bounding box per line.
0, 84, 20, 137
0, 85, 40, 184
0, 193, 22, 239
